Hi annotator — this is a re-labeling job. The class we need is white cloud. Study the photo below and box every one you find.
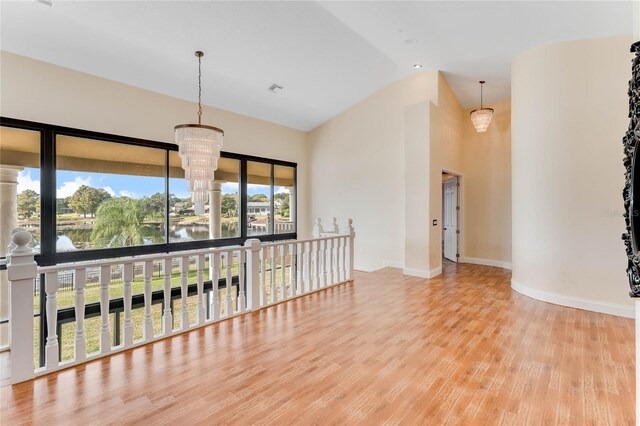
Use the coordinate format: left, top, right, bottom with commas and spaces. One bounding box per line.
56, 176, 120, 198
275, 187, 289, 194
17, 170, 40, 194
221, 182, 239, 193
119, 190, 137, 198
57, 176, 92, 198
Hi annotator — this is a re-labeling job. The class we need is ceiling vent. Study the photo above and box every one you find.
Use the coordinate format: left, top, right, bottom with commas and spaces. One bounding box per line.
268, 83, 284, 94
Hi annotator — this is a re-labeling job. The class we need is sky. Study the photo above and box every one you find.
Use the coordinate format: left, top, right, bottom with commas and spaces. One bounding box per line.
18, 168, 288, 199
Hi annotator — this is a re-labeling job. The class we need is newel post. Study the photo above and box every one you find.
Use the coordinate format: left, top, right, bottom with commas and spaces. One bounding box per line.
346, 218, 355, 281
244, 238, 262, 311
7, 230, 37, 384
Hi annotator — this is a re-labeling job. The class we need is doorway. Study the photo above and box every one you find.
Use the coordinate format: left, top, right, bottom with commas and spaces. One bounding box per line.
442, 172, 459, 262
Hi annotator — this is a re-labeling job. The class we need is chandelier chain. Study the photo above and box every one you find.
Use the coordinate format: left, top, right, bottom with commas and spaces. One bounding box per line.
197, 54, 202, 125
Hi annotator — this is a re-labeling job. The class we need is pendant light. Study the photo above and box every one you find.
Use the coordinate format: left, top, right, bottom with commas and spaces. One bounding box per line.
174, 51, 224, 215
470, 80, 494, 133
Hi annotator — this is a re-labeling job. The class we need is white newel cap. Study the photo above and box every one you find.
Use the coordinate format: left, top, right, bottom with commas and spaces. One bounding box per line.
7, 227, 22, 254
347, 218, 355, 237
331, 217, 340, 233
7, 230, 37, 281
313, 218, 324, 238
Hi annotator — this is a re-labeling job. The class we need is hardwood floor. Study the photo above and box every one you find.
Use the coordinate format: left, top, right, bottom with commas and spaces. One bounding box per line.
0, 262, 634, 425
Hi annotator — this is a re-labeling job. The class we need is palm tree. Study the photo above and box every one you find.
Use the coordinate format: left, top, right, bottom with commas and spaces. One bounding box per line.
91, 198, 145, 248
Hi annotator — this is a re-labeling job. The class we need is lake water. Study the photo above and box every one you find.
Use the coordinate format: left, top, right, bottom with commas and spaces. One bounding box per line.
56, 222, 239, 251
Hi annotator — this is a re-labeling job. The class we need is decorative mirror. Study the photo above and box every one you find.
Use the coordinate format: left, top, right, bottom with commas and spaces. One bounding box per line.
623, 41, 640, 296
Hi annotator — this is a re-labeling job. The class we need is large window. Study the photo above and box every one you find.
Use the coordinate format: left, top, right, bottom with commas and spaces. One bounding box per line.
274, 165, 295, 234
247, 161, 272, 236
169, 153, 240, 242
0, 117, 297, 266
0, 126, 41, 251
56, 135, 166, 251
0, 125, 41, 350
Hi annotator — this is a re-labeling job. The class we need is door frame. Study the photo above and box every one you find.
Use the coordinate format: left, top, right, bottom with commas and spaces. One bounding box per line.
441, 168, 463, 263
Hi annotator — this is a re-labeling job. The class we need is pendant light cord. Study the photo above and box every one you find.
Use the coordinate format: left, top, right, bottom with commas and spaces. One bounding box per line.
480, 81, 484, 109
197, 53, 202, 125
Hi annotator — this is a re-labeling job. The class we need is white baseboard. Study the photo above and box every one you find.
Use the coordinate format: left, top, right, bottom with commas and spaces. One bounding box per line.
429, 266, 442, 278
403, 266, 442, 279
461, 256, 512, 270
383, 260, 404, 269
511, 279, 634, 319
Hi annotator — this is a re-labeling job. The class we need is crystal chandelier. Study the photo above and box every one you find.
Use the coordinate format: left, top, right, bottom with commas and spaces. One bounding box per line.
174, 51, 223, 215
470, 80, 494, 133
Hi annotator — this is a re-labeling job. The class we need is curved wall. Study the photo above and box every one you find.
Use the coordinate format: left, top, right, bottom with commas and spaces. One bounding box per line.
511, 35, 633, 317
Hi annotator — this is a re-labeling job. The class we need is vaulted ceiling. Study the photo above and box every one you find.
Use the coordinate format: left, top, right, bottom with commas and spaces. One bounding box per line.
0, 1, 632, 131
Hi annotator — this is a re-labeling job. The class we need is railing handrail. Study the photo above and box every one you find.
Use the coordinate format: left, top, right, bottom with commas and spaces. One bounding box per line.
37, 233, 351, 273
261, 233, 350, 248
7, 217, 355, 384
37, 244, 245, 274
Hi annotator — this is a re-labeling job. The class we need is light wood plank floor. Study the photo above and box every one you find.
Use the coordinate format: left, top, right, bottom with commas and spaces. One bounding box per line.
0, 262, 635, 425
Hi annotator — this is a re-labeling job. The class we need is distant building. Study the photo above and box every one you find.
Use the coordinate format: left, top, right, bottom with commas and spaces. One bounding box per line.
247, 202, 270, 215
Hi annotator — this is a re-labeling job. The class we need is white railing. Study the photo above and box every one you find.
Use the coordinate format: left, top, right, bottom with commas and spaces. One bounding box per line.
7, 218, 355, 384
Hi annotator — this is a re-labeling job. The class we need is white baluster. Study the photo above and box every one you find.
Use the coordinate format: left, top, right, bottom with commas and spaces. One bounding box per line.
74, 268, 87, 362
237, 250, 246, 313
296, 242, 303, 295
180, 256, 189, 329
225, 251, 234, 316
45, 271, 59, 368
122, 263, 134, 347
211, 253, 220, 320
269, 246, 277, 303
162, 258, 173, 335
340, 236, 346, 282
260, 247, 267, 307
143, 260, 154, 340
326, 238, 333, 286
304, 241, 310, 293
289, 242, 296, 297
309, 241, 316, 290
279, 244, 286, 301
99, 266, 111, 354
196, 254, 206, 325
316, 240, 324, 288
332, 237, 339, 284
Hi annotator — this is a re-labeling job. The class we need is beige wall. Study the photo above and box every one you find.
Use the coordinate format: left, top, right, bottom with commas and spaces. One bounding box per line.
0, 51, 311, 236
308, 69, 511, 274
308, 71, 439, 272
404, 100, 431, 274
462, 97, 512, 266
428, 73, 464, 272
512, 35, 633, 316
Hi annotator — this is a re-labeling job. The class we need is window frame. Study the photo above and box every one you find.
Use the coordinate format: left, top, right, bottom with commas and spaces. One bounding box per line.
1, 116, 297, 267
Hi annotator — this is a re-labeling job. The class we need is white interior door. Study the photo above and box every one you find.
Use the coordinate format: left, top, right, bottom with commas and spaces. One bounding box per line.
443, 178, 458, 262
